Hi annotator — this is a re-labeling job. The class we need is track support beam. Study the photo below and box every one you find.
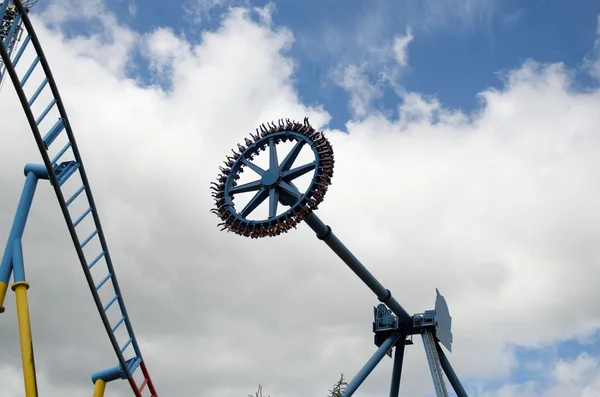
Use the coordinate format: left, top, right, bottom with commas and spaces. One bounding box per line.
0, 164, 48, 396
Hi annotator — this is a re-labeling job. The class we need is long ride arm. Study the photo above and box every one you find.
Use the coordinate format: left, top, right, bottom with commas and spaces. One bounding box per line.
0, 1, 156, 395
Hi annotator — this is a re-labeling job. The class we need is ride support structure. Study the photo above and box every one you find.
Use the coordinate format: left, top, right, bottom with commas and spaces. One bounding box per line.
0, 1, 157, 396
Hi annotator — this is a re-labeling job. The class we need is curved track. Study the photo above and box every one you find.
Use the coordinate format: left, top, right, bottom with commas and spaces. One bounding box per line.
0, 1, 156, 395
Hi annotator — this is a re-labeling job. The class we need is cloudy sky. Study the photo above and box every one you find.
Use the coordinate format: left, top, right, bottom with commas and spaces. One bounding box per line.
1, 0, 600, 396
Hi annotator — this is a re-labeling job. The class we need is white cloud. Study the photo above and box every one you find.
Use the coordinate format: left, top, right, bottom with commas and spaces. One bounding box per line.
141, 27, 191, 81
584, 15, 600, 80
479, 353, 600, 397
331, 28, 415, 119
417, 0, 497, 29
502, 9, 523, 25
393, 28, 414, 67
1, 2, 600, 397
39, 0, 138, 77
183, 0, 239, 26
40, 0, 105, 24
335, 63, 382, 119
128, 1, 137, 17
253, 2, 276, 26
302, 0, 495, 119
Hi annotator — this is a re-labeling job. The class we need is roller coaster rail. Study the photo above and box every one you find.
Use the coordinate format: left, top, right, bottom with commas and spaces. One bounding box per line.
0, 1, 157, 395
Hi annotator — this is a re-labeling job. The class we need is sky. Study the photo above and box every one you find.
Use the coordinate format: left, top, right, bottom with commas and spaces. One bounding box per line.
1, 0, 600, 396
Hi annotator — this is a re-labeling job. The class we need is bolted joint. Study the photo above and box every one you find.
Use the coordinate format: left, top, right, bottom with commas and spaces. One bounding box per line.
316, 225, 332, 240
378, 289, 392, 304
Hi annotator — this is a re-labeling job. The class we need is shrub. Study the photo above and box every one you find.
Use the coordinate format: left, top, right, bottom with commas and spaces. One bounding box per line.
250, 373, 347, 397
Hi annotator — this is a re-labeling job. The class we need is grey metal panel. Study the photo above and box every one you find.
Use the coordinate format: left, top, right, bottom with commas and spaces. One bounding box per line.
434, 288, 453, 352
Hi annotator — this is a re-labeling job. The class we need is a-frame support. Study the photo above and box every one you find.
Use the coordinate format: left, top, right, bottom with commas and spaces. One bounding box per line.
340, 292, 469, 397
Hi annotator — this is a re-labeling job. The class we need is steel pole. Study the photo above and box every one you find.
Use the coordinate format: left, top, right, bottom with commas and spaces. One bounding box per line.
389, 338, 406, 397
342, 334, 402, 396
0, 165, 45, 312
304, 212, 413, 328
436, 342, 468, 397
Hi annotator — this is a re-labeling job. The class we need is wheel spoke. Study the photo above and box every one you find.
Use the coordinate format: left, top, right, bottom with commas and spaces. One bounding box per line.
280, 140, 305, 172
282, 162, 316, 180
278, 181, 301, 198
240, 187, 268, 217
269, 138, 279, 169
230, 179, 262, 194
269, 187, 279, 218
242, 159, 265, 176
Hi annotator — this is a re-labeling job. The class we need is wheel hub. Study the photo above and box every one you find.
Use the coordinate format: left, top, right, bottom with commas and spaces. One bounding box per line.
261, 168, 281, 187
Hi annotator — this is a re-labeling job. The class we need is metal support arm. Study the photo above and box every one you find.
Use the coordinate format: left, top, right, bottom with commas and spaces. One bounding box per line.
0, 164, 48, 311
342, 334, 403, 396
304, 212, 413, 328
0, 164, 48, 397
436, 342, 469, 397
389, 339, 406, 397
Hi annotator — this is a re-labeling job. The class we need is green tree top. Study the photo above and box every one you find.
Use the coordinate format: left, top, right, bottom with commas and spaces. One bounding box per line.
249, 374, 347, 397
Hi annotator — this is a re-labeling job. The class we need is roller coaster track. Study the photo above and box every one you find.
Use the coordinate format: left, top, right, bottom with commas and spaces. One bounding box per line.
0, 1, 157, 395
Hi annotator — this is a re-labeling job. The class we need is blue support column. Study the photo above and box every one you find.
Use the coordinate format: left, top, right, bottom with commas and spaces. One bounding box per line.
436, 342, 468, 397
0, 164, 47, 396
342, 334, 402, 397
304, 213, 413, 328
389, 338, 406, 397
0, 164, 47, 313
12, 238, 26, 282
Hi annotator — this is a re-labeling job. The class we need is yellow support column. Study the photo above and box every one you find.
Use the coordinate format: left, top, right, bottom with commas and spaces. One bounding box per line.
93, 379, 107, 397
0, 280, 8, 313
12, 281, 38, 397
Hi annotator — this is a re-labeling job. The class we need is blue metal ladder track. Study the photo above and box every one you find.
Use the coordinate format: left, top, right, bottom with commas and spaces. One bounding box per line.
0, 1, 156, 395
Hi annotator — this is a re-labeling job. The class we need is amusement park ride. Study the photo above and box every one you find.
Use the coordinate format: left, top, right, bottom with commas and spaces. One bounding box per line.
210, 119, 470, 397
0, 1, 469, 396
